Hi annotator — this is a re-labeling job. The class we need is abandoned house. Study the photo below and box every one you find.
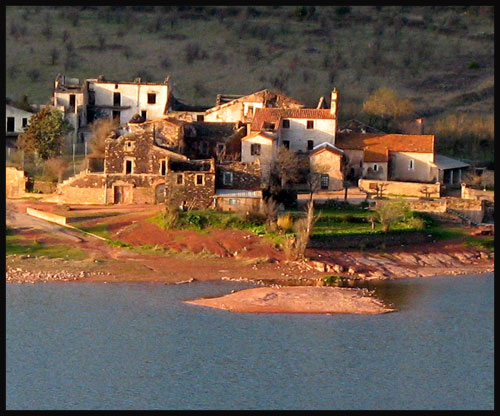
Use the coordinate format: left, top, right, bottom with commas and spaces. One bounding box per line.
52, 74, 171, 145
54, 125, 187, 205
5, 103, 34, 148
203, 89, 304, 123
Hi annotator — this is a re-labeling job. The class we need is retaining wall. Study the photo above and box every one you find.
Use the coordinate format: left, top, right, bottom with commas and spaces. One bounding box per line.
359, 179, 441, 198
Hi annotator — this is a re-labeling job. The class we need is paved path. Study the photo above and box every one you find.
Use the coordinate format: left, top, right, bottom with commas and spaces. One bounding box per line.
6, 200, 83, 242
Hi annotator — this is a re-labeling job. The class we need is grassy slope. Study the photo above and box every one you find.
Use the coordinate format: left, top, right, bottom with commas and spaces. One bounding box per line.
6, 6, 494, 158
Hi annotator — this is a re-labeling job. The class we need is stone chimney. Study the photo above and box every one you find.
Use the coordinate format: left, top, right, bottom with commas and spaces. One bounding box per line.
416, 118, 424, 134
330, 88, 338, 116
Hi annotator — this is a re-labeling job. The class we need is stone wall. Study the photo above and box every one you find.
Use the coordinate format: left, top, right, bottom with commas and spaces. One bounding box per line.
26, 207, 67, 226
6, 167, 26, 198
309, 231, 432, 249
166, 171, 215, 209
461, 184, 494, 202
216, 161, 261, 190
33, 180, 57, 194
359, 179, 441, 198
406, 199, 447, 213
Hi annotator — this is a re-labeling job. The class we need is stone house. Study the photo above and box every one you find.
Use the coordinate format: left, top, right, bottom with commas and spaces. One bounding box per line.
55, 126, 187, 205
308, 142, 345, 191
203, 89, 304, 123
5, 104, 34, 148
182, 121, 247, 160
164, 158, 216, 209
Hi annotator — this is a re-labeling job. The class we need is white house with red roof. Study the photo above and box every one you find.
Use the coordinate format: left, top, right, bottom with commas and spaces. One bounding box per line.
241, 89, 339, 183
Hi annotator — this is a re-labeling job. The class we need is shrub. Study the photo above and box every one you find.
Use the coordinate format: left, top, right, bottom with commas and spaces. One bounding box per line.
44, 157, 69, 183
404, 216, 426, 230
322, 275, 343, 286
375, 199, 410, 232
277, 213, 293, 232
185, 213, 206, 229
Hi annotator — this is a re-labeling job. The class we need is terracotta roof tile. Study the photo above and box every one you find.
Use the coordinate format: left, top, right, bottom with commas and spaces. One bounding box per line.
363, 145, 389, 162
336, 132, 434, 153
251, 108, 335, 131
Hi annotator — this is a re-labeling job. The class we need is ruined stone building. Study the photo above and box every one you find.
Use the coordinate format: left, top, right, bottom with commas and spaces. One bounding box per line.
203, 89, 304, 123
52, 74, 171, 145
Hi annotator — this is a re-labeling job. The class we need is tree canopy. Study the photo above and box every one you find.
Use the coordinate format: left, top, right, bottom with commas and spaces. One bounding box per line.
17, 106, 72, 159
362, 87, 415, 132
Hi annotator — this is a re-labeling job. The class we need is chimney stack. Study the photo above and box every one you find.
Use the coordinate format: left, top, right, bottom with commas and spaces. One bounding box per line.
416, 118, 424, 134
330, 88, 338, 116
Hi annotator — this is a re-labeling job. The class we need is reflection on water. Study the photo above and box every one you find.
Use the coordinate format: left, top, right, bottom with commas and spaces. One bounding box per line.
6, 274, 493, 410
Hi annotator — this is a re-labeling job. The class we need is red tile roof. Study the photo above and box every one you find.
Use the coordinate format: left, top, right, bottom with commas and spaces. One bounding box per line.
363, 145, 389, 162
241, 131, 277, 141
336, 132, 435, 153
251, 108, 335, 131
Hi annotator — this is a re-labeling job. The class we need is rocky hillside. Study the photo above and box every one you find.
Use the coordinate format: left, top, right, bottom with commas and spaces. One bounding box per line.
6, 6, 494, 162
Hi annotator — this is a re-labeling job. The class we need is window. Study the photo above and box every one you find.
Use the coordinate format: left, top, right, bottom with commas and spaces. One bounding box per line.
229, 198, 240, 206
321, 174, 329, 190
115, 83, 119, 89
197, 114, 205, 122
373, 164, 379, 172
125, 160, 133, 174
223, 171, 233, 185
161, 160, 166, 175
409, 159, 415, 170
195, 174, 204, 186
147, 93, 156, 104
7, 117, 15, 132
250, 143, 261, 156
282, 119, 290, 128
307, 120, 314, 129
176, 174, 184, 185
282, 140, 290, 149
22, 118, 28, 128
113, 92, 121, 106
307, 140, 314, 151
113, 110, 120, 122
141, 110, 147, 120
69, 94, 76, 110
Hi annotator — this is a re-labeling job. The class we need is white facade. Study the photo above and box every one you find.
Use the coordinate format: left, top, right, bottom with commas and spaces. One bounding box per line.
241, 132, 277, 181
6, 105, 34, 135
90, 81, 169, 125
278, 118, 336, 152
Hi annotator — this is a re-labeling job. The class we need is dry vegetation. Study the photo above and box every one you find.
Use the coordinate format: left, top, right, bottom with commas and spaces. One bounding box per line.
6, 6, 494, 163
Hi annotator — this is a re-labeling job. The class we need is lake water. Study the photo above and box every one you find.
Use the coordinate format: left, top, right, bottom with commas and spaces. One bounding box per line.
6, 273, 494, 410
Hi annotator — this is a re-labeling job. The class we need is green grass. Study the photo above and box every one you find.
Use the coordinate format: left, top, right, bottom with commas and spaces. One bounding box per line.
464, 237, 494, 251
77, 223, 111, 239
6, 234, 88, 260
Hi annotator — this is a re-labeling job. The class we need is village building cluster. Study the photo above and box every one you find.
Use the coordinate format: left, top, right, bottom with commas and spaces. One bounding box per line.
6, 74, 473, 209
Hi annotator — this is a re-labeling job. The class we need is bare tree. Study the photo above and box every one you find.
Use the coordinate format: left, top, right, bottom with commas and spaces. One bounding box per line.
272, 145, 300, 189
88, 118, 119, 157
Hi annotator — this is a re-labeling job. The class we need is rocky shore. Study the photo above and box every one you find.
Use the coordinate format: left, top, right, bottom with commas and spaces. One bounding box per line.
6, 265, 113, 284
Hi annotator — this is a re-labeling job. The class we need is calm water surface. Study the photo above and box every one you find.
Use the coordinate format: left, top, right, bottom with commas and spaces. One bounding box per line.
6, 273, 494, 410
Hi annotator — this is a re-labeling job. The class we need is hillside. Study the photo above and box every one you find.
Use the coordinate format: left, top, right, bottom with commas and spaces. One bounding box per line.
6, 6, 494, 162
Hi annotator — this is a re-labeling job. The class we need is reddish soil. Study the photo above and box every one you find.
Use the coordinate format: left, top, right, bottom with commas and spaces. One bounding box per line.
7, 199, 494, 285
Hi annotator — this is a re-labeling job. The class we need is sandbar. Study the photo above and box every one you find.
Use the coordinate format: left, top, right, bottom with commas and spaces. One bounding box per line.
185, 286, 396, 314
